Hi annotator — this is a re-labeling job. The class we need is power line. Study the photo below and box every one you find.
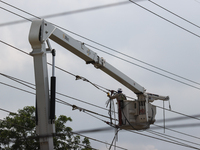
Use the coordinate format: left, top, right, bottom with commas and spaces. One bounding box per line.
0, 0, 40, 19
86, 44, 200, 91
2, 70, 200, 126
0, 107, 124, 150
3, 72, 200, 133
127, 129, 200, 150
129, 0, 200, 38
86, 113, 200, 150
0, 71, 111, 112
1, 3, 200, 91
0, 74, 116, 121
0, 7, 32, 22
152, 124, 200, 140
4, 0, 199, 89
154, 104, 200, 122
148, 0, 200, 29
146, 130, 200, 150
71, 131, 127, 150
2, 73, 200, 127
1, 80, 200, 149
0, 1, 130, 27
146, 129, 200, 147
0, 66, 200, 125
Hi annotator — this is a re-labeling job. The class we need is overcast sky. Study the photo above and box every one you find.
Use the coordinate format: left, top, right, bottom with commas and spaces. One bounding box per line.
1, 0, 200, 150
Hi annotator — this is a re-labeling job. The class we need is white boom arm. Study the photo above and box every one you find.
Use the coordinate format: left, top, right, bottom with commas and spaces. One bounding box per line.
29, 19, 146, 94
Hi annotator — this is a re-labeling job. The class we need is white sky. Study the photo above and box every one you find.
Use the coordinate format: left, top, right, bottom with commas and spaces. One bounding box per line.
0, 0, 200, 150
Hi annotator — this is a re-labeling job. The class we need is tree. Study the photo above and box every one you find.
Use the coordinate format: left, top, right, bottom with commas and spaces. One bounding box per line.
0, 106, 92, 150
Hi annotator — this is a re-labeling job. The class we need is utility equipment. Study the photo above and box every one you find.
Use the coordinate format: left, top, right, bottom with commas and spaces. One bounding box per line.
29, 19, 169, 148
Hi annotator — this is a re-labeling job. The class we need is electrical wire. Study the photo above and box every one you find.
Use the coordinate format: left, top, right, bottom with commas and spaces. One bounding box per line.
0, 7, 32, 22
1, 3, 200, 91
0, 1, 130, 27
154, 104, 200, 122
71, 131, 127, 150
1, 1, 200, 90
129, 0, 200, 38
84, 110, 200, 150
0, 107, 126, 150
1, 3, 200, 148
153, 124, 200, 140
0, 77, 117, 121
84, 43, 200, 87
146, 129, 200, 147
4, 39, 199, 92
127, 129, 200, 150
0, 71, 111, 112
1, 104, 200, 150
148, 0, 200, 29
156, 114, 200, 123
2, 73, 200, 132
1, 70, 200, 126
2, 80, 200, 149
86, 44, 200, 91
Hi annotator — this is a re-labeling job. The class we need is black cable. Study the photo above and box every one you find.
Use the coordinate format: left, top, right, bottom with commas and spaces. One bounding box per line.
1, 6, 200, 91
1, 81, 200, 149
84, 43, 200, 86
129, 0, 200, 39
1, 1, 200, 90
156, 114, 200, 123
0, 81, 35, 95
0, 40, 30, 55
0, 117, 32, 131
153, 124, 200, 140
71, 131, 127, 150
148, 0, 200, 29
0, 7, 32, 22
1, 72, 200, 126
0, 107, 126, 149
146, 129, 200, 147
86, 44, 200, 91
154, 104, 200, 121
127, 129, 200, 150
0, 78, 117, 121
108, 128, 120, 150
89, 115, 200, 150
0, 1, 40, 19
0, 1, 130, 27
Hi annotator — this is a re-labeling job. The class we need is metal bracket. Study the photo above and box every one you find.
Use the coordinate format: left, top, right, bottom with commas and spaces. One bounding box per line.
94, 56, 106, 68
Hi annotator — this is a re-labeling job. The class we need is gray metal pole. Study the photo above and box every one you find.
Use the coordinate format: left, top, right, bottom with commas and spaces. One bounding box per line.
29, 19, 54, 150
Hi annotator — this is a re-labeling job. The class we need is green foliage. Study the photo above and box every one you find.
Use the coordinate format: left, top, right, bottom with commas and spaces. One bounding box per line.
0, 106, 91, 150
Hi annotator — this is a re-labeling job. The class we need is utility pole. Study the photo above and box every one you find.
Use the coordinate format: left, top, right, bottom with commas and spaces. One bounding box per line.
29, 19, 55, 150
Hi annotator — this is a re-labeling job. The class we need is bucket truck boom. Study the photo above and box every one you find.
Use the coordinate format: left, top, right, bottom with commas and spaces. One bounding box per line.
29, 19, 169, 144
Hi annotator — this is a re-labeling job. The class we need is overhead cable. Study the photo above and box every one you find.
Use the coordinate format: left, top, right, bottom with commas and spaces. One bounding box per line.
146, 129, 200, 147
0, 71, 110, 112
148, 0, 200, 29
0, 1, 130, 27
1, 80, 200, 149
1, 4, 200, 90
153, 124, 200, 140
71, 131, 127, 150
3, 0, 200, 88
0, 7, 32, 22
85, 111, 200, 150
127, 129, 200, 150
0, 107, 124, 150
129, 0, 200, 38
2, 70, 200, 126
86, 44, 200, 91
154, 104, 200, 121
0, 78, 116, 121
